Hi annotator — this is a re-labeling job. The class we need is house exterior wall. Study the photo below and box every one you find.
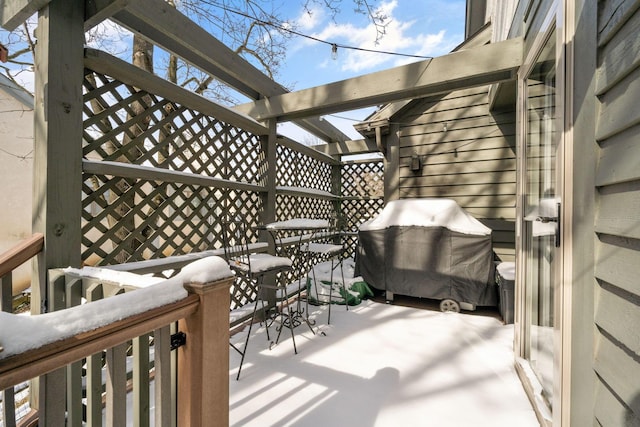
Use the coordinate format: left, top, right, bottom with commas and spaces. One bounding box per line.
500, 0, 638, 425
593, 1, 640, 425
394, 86, 517, 262
0, 75, 34, 294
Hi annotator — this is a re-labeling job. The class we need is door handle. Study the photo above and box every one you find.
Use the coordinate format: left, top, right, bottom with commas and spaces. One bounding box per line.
533, 202, 561, 247
535, 216, 557, 223
555, 202, 561, 247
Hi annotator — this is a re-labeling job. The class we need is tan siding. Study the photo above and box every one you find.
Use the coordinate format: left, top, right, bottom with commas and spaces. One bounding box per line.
593, 323, 640, 424
399, 132, 515, 154
394, 86, 516, 260
595, 237, 640, 298
595, 187, 640, 239
596, 124, 640, 186
596, 66, 640, 140
399, 181, 516, 197
595, 283, 640, 356
402, 104, 495, 128
596, 7, 640, 94
597, 0, 640, 46
398, 112, 515, 138
594, 2, 640, 424
400, 158, 516, 179
594, 365, 640, 426
401, 170, 516, 187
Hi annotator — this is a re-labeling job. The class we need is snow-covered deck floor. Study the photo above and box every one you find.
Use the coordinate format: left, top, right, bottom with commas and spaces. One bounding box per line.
229, 297, 540, 426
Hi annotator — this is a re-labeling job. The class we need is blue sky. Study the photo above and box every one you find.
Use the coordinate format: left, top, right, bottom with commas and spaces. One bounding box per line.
271, 0, 467, 141
0, 0, 467, 142
279, 0, 466, 89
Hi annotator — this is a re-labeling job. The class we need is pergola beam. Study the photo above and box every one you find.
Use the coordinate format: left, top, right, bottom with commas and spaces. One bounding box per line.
235, 37, 523, 121
84, 48, 267, 135
110, 1, 263, 100
312, 139, 379, 157
108, 0, 350, 143
1, 0, 50, 30
84, 0, 128, 31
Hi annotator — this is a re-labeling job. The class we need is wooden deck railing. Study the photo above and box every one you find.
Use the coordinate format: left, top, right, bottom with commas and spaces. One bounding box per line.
0, 260, 233, 427
0, 234, 44, 426
0, 233, 44, 309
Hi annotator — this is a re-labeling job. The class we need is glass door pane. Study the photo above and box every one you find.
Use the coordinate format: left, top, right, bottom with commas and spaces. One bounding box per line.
523, 28, 558, 406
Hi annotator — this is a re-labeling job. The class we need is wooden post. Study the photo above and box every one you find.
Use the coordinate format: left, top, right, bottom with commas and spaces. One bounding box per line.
259, 119, 279, 300
260, 119, 278, 235
331, 154, 342, 234
31, 0, 84, 417
32, 0, 85, 310
177, 276, 233, 427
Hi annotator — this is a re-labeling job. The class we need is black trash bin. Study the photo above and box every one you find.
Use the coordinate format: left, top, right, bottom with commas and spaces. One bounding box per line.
496, 262, 515, 324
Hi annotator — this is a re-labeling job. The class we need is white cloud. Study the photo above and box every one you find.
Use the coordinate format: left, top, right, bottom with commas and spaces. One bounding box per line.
295, 5, 325, 32
85, 20, 132, 58
301, 0, 455, 74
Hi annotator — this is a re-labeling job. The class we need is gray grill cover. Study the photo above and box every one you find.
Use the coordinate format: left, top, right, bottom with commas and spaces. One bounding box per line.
355, 201, 497, 306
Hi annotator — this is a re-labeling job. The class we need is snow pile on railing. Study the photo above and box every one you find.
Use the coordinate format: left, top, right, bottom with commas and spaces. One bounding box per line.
0, 256, 232, 360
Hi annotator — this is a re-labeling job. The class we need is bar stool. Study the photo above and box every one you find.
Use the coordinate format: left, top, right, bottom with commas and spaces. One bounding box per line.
222, 217, 293, 380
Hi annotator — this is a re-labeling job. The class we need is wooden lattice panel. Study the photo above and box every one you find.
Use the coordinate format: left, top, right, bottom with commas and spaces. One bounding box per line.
341, 160, 384, 198
80, 66, 385, 312
277, 145, 332, 192
340, 160, 385, 258
83, 71, 265, 183
81, 69, 266, 269
340, 197, 384, 257
275, 194, 334, 223
82, 173, 262, 263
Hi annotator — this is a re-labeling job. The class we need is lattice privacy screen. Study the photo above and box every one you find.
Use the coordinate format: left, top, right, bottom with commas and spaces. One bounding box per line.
81, 64, 383, 311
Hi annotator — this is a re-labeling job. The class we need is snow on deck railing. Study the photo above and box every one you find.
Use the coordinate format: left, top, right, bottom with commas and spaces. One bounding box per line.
0, 256, 235, 427
0, 256, 232, 360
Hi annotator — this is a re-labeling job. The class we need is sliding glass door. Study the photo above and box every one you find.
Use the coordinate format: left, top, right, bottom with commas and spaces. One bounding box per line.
521, 26, 560, 408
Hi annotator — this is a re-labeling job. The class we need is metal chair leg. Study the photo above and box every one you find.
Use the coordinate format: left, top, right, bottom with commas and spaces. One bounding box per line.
327, 258, 335, 324
339, 259, 348, 312
285, 298, 297, 354
235, 297, 260, 380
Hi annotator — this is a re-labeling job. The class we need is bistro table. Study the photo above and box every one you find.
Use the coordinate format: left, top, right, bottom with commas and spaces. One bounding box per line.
259, 218, 332, 345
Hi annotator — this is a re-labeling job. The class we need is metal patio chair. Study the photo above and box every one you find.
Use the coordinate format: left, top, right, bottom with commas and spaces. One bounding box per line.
301, 214, 349, 324
223, 216, 293, 380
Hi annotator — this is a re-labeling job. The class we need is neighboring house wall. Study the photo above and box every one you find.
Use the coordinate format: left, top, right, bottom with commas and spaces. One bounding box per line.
593, 2, 640, 425
394, 86, 517, 261
0, 74, 34, 294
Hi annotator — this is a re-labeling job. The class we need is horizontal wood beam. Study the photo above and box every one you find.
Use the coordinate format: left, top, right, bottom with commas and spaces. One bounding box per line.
275, 186, 338, 201
312, 138, 379, 156
84, 48, 268, 135
110, 0, 349, 143
83, 159, 266, 193
84, 0, 128, 31
107, 243, 268, 274
277, 135, 340, 165
293, 116, 352, 144
0, 233, 43, 278
1, 0, 50, 30
235, 37, 523, 121
111, 0, 264, 99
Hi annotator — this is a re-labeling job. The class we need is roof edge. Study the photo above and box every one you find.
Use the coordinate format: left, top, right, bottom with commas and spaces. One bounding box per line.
0, 73, 34, 108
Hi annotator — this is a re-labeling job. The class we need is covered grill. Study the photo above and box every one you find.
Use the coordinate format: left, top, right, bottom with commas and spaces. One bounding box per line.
355, 199, 497, 310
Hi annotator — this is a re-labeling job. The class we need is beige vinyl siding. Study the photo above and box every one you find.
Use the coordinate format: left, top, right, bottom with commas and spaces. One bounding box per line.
594, 1, 640, 425
395, 86, 516, 261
